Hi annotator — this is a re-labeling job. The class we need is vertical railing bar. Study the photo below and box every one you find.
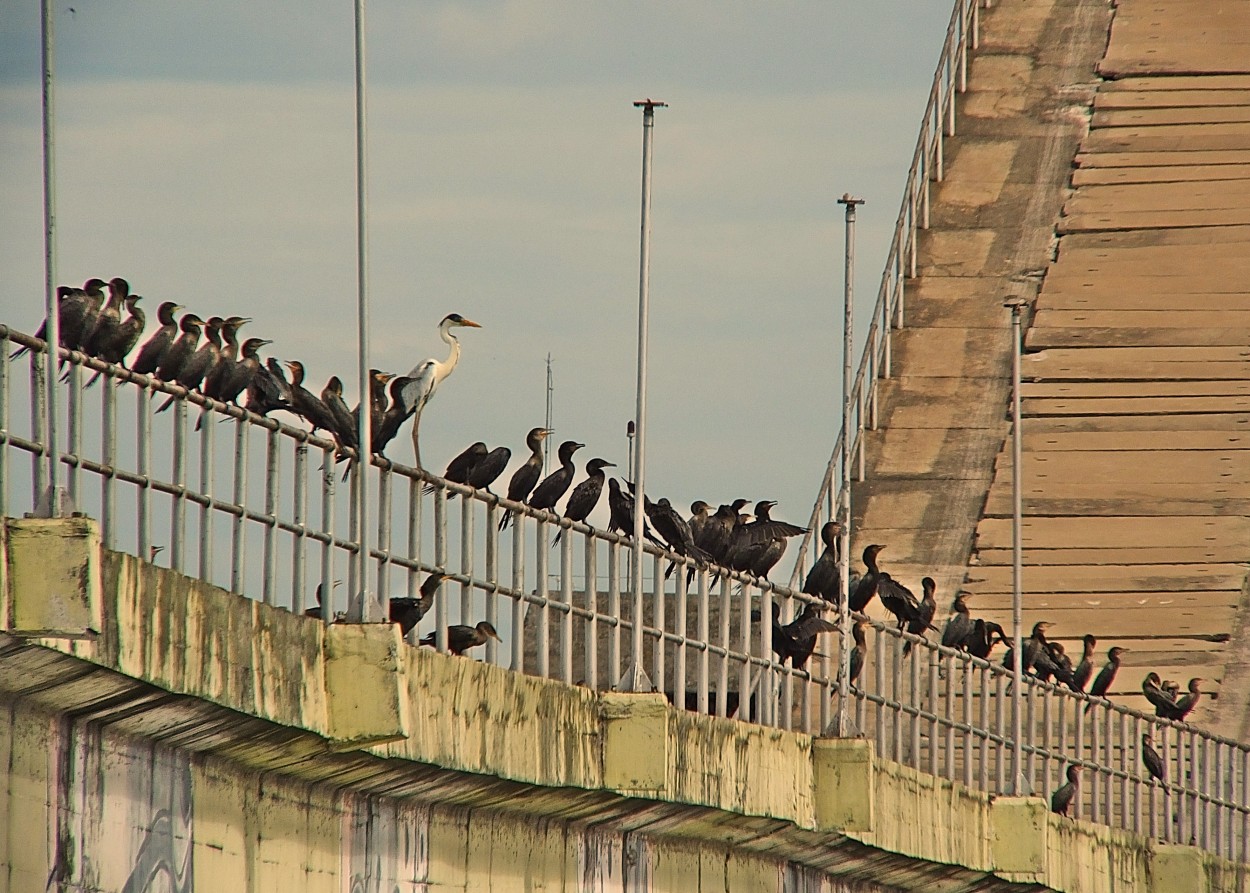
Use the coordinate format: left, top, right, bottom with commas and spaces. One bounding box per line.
738, 580, 751, 724
697, 570, 709, 715
65, 365, 80, 504
928, 651, 939, 777
484, 502, 499, 666
198, 406, 215, 585
717, 577, 730, 718
559, 528, 573, 685
874, 621, 886, 756
100, 372, 115, 551
290, 442, 308, 610
408, 476, 422, 596
535, 517, 550, 678
376, 466, 394, 601
584, 532, 598, 690
228, 419, 247, 592
170, 399, 188, 574
319, 443, 335, 619
961, 659, 972, 788
433, 488, 448, 652
459, 491, 473, 625
0, 335, 9, 521
30, 351, 45, 504
995, 672, 1005, 793
261, 427, 279, 605
607, 540, 620, 684
979, 665, 989, 794
510, 518, 525, 673
675, 561, 688, 716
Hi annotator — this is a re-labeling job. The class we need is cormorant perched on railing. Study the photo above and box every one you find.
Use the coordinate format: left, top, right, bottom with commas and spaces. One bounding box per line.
967, 618, 1007, 660
201, 315, 250, 400
81, 277, 129, 359
354, 368, 394, 446
400, 313, 482, 469
902, 576, 938, 656
245, 357, 293, 417
528, 440, 583, 514
688, 501, 714, 552
74, 278, 110, 356
420, 620, 502, 656
1141, 734, 1165, 783
84, 294, 145, 387
463, 445, 511, 495
941, 594, 973, 650
1084, 646, 1126, 712
155, 312, 205, 385
849, 544, 885, 613
499, 427, 551, 530
129, 301, 182, 380
723, 500, 805, 579
1071, 634, 1098, 692
849, 619, 869, 687
1142, 672, 1174, 716
700, 499, 748, 566
14, 285, 74, 360
1051, 765, 1080, 816
196, 337, 271, 430
783, 603, 837, 671
802, 521, 843, 605
285, 359, 339, 437
430, 442, 487, 495
1159, 677, 1203, 722
878, 572, 920, 632
554, 457, 615, 544
373, 374, 416, 456
644, 496, 712, 578
388, 572, 448, 636
321, 376, 358, 451
157, 316, 222, 412
606, 477, 662, 546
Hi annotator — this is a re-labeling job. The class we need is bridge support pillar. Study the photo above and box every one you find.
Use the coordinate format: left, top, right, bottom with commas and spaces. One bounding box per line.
812, 737, 874, 833
324, 621, 410, 749
1, 515, 101, 638
601, 691, 669, 795
991, 796, 1049, 884
1150, 845, 1205, 893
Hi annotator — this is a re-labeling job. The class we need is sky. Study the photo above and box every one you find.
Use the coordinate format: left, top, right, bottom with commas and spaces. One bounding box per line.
0, 1, 955, 545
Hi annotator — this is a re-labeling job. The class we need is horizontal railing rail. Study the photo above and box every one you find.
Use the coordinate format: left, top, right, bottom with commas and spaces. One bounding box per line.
2, 322, 1247, 862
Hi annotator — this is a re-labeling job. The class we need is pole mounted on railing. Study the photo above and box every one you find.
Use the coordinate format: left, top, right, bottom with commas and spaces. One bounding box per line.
34, 0, 70, 519
1004, 296, 1029, 794
352, 0, 379, 623
833, 194, 864, 737
619, 98, 666, 694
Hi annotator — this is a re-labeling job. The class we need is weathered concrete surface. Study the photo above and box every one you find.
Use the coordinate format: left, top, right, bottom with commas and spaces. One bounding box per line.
4, 535, 1232, 892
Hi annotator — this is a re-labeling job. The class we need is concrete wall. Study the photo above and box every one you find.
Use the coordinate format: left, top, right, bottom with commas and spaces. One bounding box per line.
1, 518, 1246, 892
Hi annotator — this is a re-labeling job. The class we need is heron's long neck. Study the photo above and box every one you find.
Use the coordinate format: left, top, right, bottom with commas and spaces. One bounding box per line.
441, 325, 461, 376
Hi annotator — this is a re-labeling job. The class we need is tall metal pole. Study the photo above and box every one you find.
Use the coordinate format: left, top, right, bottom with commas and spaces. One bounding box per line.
36, 0, 65, 518
620, 99, 665, 693
1005, 297, 1027, 792
353, 0, 378, 622
836, 194, 863, 736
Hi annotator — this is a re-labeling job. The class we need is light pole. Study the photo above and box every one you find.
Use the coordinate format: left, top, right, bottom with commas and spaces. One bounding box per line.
1005, 296, 1029, 794
835, 194, 863, 736
352, 0, 379, 622
619, 98, 666, 693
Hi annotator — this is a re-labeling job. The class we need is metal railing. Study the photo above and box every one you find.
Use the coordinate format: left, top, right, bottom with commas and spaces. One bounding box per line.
1, 325, 1247, 861
787, 0, 988, 588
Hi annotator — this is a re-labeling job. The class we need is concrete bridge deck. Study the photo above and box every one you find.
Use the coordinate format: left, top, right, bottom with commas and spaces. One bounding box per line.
849, 0, 1250, 740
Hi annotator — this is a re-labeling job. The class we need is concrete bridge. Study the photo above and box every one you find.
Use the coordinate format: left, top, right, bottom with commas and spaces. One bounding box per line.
4, 0, 1250, 890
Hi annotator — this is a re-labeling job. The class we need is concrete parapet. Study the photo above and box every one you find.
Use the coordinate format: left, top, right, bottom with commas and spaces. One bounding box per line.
2, 540, 1245, 893
1, 516, 102, 638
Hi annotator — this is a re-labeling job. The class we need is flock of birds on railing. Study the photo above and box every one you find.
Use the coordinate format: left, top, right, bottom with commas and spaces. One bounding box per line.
12, 278, 1218, 755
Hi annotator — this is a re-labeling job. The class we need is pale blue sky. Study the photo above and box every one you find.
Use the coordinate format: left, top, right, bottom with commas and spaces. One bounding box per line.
1, 1, 954, 545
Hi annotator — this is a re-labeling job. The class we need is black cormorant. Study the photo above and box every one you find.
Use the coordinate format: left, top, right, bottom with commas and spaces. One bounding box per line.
527, 440, 583, 513
388, 572, 448, 636
849, 544, 885, 613
802, 521, 843, 604
941, 594, 973, 650
1084, 646, 1125, 712
1051, 764, 1080, 816
419, 620, 502, 656
554, 457, 615, 543
499, 427, 551, 530
1141, 734, 1165, 783
1071, 634, 1098, 692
